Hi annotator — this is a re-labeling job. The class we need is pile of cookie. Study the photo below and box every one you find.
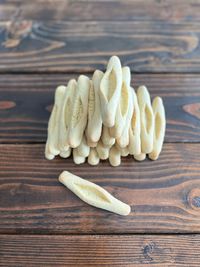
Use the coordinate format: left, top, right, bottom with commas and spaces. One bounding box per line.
45, 56, 166, 166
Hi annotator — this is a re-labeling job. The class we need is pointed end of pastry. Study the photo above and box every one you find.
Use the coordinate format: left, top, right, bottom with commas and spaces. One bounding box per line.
149, 152, 158, 161
123, 205, 131, 216
45, 153, 55, 160
58, 171, 68, 184
137, 85, 149, 98
153, 96, 163, 104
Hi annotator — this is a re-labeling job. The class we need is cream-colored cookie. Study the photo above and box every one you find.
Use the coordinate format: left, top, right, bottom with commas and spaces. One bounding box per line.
109, 145, 121, 167
59, 171, 131, 216
116, 86, 133, 148
128, 88, 141, 155
88, 148, 100, 166
68, 75, 90, 148
77, 135, 90, 158
149, 97, 166, 160
137, 86, 154, 154
99, 56, 122, 127
59, 79, 76, 152
109, 66, 131, 138
45, 85, 66, 159
86, 70, 103, 143
96, 140, 110, 160
73, 148, 86, 164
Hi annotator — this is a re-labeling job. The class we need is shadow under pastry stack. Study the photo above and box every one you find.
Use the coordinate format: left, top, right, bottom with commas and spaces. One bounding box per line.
45, 56, 166, 166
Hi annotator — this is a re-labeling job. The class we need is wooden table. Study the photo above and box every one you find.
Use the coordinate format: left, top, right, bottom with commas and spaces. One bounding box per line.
0, 1, 200, 266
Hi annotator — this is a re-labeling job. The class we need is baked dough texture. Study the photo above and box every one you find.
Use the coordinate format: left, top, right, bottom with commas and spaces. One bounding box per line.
59, 171, 131, 216
45, 56, 166, 166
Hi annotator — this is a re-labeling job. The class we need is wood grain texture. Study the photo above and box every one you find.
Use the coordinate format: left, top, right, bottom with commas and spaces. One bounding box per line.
0, 19, 200, 72
0, 143, 200, 234
0, 74, 199, 143
1, 234, 200, 266
1, 0, 200, 22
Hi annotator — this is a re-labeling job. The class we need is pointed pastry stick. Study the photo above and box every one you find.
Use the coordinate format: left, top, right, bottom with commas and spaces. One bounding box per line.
59, 79, 76, 152
137, 86, 154, 154
101, 126, 115, 147
88, 148, 100, 166
86, 70, 103, 143
149, 97, 166, 160
128, 88, 141, 155
60, 148, 71, 158
109, 66, 131, 138
96, 140, 110, 160
45, 85, 66, 159
99, 56, 122, 127
68, 75, 90, 148
59, 171, 131, 216
109, 146, 121, 167
73, 148, 86, 165
134, 153, 146, 161
116, 86, 133, 148
77, 136, 90, 158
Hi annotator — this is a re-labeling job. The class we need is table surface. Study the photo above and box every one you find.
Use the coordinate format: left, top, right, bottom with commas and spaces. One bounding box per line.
0, 1, 200, 266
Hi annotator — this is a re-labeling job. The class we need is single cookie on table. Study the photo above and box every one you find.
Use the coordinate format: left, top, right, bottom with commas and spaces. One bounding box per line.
59, 171, 131, 216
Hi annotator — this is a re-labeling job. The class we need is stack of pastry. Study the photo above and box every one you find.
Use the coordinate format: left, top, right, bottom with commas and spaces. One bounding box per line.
45, 56, 166, 166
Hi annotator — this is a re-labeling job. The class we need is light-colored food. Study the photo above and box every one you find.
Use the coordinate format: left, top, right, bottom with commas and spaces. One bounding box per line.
128, 88, 141, 155
109, 146, 121, 167
101, 126, 115, 147
59, 148, 71, 158
88, 148, 100, 165
45, 55, 166, 166
45, 85, 66, 159
59, 80, 76, 152
117, 85, 133, 148
68, 75, 90, 148
77, 136, 90, 158
99, 56, 122, 127
96, 140, 110, 160
59, 171, 131, 216
120, 146, 129, 157
86, 70, 103, 143
45, 144, 55, 160
73, 148, 86, 164
134, 153, 146, 161
109, 66, 131, 138
137, 85, 154, 154
149, 97, 166, 160
86, 140, 97, 148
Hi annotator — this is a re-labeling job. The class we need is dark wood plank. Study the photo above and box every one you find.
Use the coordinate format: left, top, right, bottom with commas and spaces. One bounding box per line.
0, 143, 200, 234
1, 0, 199, 21
1, 234, 200, 266
1, 19, 200, 72
0, 74, 199, 143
